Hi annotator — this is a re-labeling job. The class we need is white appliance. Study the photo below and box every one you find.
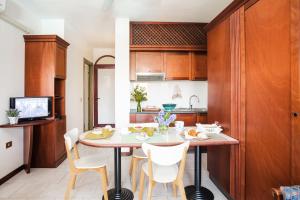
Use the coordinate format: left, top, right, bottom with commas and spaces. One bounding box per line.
0, 0, 6, 13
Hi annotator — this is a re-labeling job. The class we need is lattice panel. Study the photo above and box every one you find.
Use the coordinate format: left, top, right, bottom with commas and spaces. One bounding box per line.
130, 22, 207, 47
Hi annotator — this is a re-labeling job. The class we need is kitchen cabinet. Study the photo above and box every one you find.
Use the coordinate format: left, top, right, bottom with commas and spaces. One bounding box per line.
197, 113, 207, 123
136, 52, 164, 73
191, 52, 207, 80
164, 52, 191, 80
130, 113, 156, 123
55, 45, 67, 78
130, 113, 207, 125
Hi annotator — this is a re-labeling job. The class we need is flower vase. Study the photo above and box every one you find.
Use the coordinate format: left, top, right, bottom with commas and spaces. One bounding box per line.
137, 101, 142, 112
159, 125, 169, 134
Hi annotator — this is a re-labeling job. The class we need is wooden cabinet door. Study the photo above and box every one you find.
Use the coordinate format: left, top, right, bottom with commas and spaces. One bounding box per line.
207, 17, 231, 196
135, 114, 156, 123
245, 0, 291, 199
135, 52, 164, 73
291, 0, 300, 185
164, 52, 191, 80
191, 52, 207, 80
56, 45, 66, 79
130, 114, 136, 123
197, 114, 207, 123
55, 116, 66, 162
175, 114, 197, 126
130, 52, 136, 81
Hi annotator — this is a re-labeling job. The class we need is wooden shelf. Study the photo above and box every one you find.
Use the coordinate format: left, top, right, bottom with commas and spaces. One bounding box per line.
0, 119, 54, 128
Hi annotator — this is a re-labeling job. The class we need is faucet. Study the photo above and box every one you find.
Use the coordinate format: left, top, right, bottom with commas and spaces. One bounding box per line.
189, 95, 200, 110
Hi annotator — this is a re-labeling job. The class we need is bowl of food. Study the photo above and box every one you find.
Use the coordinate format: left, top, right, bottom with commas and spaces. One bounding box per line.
162, 103, 176, 111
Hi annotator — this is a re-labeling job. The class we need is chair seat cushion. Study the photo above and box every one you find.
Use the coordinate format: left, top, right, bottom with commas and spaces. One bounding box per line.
133, 148, 147, 159
142, 162, 178, 183
74, 155, 106, 169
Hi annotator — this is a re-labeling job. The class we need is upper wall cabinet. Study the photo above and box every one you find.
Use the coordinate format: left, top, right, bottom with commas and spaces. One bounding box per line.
191, 52, 207, 80
130, 22, 207, 51
55, 45, 67, 79
164, 52, 190, 80
136, 52, 164, 73
130, 51, 207, 81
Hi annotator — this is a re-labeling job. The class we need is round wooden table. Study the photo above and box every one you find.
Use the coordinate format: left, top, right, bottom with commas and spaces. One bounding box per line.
79, 128, 238, 200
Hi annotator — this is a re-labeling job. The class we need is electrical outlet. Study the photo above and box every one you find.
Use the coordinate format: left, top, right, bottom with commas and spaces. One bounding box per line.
6, 141, 12, 149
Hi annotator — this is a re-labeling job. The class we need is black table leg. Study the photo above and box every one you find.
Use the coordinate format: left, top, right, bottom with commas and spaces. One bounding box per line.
103, 147, 134, 200
185, 146, 214, 200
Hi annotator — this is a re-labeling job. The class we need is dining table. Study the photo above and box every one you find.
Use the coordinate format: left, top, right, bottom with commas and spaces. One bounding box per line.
79, 127, 239, 200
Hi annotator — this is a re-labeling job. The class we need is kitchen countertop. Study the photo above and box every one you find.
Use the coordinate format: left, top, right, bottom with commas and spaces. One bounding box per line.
130, 108, 207, 114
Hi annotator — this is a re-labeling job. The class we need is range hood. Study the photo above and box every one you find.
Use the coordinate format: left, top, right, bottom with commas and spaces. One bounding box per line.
136, 72, 165, 81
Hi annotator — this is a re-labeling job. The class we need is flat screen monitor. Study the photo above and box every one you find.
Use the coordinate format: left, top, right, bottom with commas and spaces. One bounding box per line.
10, 97, 52, 121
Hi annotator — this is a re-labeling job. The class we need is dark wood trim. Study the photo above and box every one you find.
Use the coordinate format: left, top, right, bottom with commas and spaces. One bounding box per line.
0, 165, 24, 185
23, 35, 70, 48
244, 0, 259, 9
94, 55, 115, 66
93, 63, 115, 128
204, 0, 261, 33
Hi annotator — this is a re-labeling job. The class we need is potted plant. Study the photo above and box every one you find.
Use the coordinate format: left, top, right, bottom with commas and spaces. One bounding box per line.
131, 85, 148, 112
6, 109, 21, 125
154, 110, 176, 134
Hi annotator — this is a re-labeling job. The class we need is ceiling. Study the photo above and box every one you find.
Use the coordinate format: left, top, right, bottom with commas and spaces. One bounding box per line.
14, 0, 233, 48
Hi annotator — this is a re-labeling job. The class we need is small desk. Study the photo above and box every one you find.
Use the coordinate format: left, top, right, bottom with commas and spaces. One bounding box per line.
0, 119, 53, 173
80, 128, 238, 200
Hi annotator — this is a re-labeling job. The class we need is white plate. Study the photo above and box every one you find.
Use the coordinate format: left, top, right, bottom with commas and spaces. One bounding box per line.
135, 135, 150, 141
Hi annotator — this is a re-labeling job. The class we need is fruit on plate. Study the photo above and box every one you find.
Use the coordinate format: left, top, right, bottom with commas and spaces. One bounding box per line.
188, 129, 198, 137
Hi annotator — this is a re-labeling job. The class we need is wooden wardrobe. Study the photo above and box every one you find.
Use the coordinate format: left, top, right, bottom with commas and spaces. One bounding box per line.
206, 0, 300, 199
24, 35, 69, 167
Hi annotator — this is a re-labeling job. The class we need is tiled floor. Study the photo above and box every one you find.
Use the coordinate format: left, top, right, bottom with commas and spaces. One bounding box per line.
0, 145, 227, 200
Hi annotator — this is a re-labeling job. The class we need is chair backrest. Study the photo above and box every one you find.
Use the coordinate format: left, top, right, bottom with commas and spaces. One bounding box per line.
142, 141, 190, 166
64, 128, 80, 169
64, 128, 79, 151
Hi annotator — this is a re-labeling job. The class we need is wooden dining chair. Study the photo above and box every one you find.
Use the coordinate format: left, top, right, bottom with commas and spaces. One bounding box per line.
128, 123, 158, 192
64, 128, 109, 200
138, 141, 190, 200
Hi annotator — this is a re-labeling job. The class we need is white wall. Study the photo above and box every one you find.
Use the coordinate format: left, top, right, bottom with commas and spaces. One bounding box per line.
0, 3, 93, 178
130, 81, 208, 109
64, 24, 93, 131
0, 20, 25, 178
93, 48, 115, 63
115, 18, 130, 128
40, 19, 64, 38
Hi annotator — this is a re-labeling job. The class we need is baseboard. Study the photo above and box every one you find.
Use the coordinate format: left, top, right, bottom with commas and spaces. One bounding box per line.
209, 174, 233, 200
0, 165, 24, 185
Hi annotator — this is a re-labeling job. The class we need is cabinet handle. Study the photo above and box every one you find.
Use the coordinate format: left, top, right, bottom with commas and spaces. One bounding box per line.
292, 112, 299, 117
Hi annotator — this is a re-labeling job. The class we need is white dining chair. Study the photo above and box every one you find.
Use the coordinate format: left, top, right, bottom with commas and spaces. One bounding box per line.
64, 128, 109, 200
128, 123, 158, 192
138, 141, 190, 200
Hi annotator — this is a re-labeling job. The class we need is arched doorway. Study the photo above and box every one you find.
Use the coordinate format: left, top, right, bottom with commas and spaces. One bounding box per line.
93, 55, 115, 127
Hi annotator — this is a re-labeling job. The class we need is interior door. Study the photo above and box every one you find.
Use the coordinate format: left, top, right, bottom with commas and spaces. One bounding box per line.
291, 0, 300, 184
95, 67, 115, 127
245, 0, 291, 199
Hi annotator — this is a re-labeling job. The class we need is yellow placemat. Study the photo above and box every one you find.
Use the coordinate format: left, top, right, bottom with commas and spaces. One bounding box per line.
85, 130, 114, 140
